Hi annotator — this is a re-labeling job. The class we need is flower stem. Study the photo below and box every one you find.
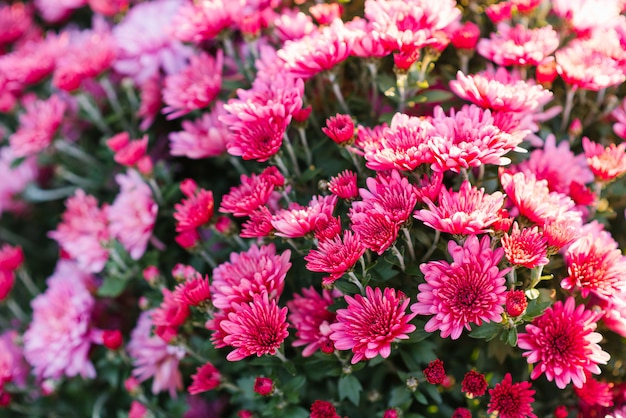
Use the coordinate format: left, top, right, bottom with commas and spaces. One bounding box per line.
282, 133, 301, 176
402, 227, 416, 261
560, 87, 577, 131
366, 60, 380, 118
390, 244, 406, 272
529, 265, 545, 289
421, 230, 441, 262
297, 127, 313, 167
76, 94, 112, 135
228, 156, 247, 176
327, 72, 349, 114
18, 269, 39, 296
347, 271, 365, 294
395, 71, 408, 113
199, 249, 217, 269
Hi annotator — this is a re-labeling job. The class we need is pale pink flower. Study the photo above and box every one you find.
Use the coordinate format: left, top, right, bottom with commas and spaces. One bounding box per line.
87, 0, 128, 17
34, 0, 86, 23
287, 287, 340, 357
211, 243, 290, 311
551, 0, 622, 35
477, 23, 559, 67
429, 105, 527, 173
0, 331, 28, 389
127, 310, 186, 397
170, 0, 235, 43
220, 166, 284, 217
220, 293, 289, 361
0, 147, 37, 216
611, 97, 626, 140
328, 170, 358, 200
330, 286, 416, 364
582, 137, 626, 182
107, 170, 158, 260
304, 230, 366, 286
162, 51, 223, 119
363, 113, 435, 171
345, 17, 392, 59
412, 235, 508, 340
414, 181, 505, 235
48, 190, 110, 273
9, 94, 67, 158
518, 297, 610, 389
543, 217, 582, 251
113, 0, 193, 83
485, 2, 513, 24
271, 195, 337, 239
450, 69, 553, 113
273, 8, 316, 42
487, 374, 537, 418
169, 102, 231, 159
0, 3, 32, 47
353, 170, 418, 225
23, 261, 100, 379
501, 223, 549, 268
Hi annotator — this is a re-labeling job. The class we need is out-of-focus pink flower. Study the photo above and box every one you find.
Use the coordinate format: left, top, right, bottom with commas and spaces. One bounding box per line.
582, 137, 626, 182
128, 401, 149, 418
0, 36, 60, 91
462, 370, 488, 398
487, 374, 536, 418
107, 170, 158, 260
451, 22, 480, 50
536, 57, 558, 85
551, 0, 622, 35
127, 310, 186, 397
287, 287, 339, 357
23, 260, 100, 380
102, 330, 123, 350
0, 3, 32, 47
412, 235, 508, 340
170, 0, 235, 43
87, 0, 128, 16
501, 223, 549, 268
152, 288, 190, 343
330, 286, 416, 364
477, 23, 559, 67
162, 51, 223, 119
414, 181, 505, 236
0, 244, 22, 302
574, 372, 614, 408
452, 408, 472, 418
9, 94, 67, 158
48, 190, 110, 273
113, 0, 193, 83
34, 0, 86, 23
211, 243, 290, 311
322, 114, 355, 145
305, 230, 366, 286
485, 2, 513, 24
169, 102, 231, 159
174, 179, 214, 245
137, 76, 162, 131
309, 3, 342, 26
220, 167, 283, 217
273, 8, 316, 42
0, 331, 28, 389
383, 408, 400, 418
0, 147, 37, 217
345, 17, 392, 59
271, 195, 337, 239
220, 293, 289, 361
612, 97, 626, 140
518, 297, 610, 389
188, 362, 221, 395
310, 400, 340, 418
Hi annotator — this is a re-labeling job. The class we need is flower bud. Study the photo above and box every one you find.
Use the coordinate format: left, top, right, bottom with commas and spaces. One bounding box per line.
253, 377, 274, 396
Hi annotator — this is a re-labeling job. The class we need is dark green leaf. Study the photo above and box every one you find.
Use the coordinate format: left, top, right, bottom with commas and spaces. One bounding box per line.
413, 391, 428, 405
282, 406, 309, 418
469, 321, 502, 341
523, 298, 551, 321
338, 374, 362, 406
506, 327, 518, 346
389, 386, 412, 407
423, 384, 442, 404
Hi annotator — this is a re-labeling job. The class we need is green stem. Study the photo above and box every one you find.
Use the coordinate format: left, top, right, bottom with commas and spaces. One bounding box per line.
327, 72, 349, 114
297, 127, 313, 167
421, 230, 440, 262
391, 244, 406, 272
347, 271, 365, 294
282, 133, 301, 176
401, 227, 416, 261
199, 249, 218, 269
395, 71, 408, 113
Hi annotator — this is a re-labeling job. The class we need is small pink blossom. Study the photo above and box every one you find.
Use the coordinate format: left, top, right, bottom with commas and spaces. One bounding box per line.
170, 0, 235, 43
582, 137, 626, 182
501, 223, 549, 269
169, 102, 231, 159
272, 8, 316, 42
451, 22, 480, 50
34, 0, 86, 23
551, 0, 622, 35
328, 170, 358, 200
271, 195, 337, 239
304, 230, 366, 286
240, 206, 275, 238
322, 114, 355, 145
0, 3, 32, 47
188, 362, 221, 395
477, 23, 559, 67
220, 167, 284, 217
0, 331, 28, 390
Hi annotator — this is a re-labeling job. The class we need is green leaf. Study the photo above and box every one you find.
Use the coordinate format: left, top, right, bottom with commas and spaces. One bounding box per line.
523, 297, 551, 320
413, 391, 428, 405
333, 280, 359, 294
282, 406, 309, 418
423, 384, 442, 404
97, 275, 127, 297
469, 321, 502, 341
506, 327, 518, 346
283, 360, 297, 376
389, 386, 412, 407
338, 374, 362, 406
412, 89, 454, 104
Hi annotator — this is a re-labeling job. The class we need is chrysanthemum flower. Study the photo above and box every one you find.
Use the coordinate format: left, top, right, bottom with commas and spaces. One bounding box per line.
175, 275, 211, 307
305, 230, 365, 286
310, 400, 340, 418
152, 288, 190, 343
354, 170, 417, 225
35, 0, 85, 23
188, 362, 221, 395
169, 102, 231, 159
518, 297, 610, 389
174, 179, 214, 243
220, 293, 289, 361
451, 22, 480, 50
582, 137, 626, 182
346, 17, 392, 59
220, 167, 283, 217
477, 23, 559, 67
271, 195, 337, 239
462, 370, 488, 398
423, 359, 446, 384
0, 3, 31, 47
429, 105, 526, 173
0, 331, 28, 390
170, 0, 234, 43
414, 181, 504, 235
349, 210, 398, 255
287, 287, 339, 357
552, 0, 622, 35
107, 133, 149, 169
322, 114, 354, 145
505, 290, 528, 318
412, 235, 508, 339
48, 190, 110, 273
487, 373, 537, 418
574, 372, 614, 408
330, 286, 416, 364
328, 170, 358, 200
452, 408, 472, 418
0, 147, 37, 217
501, 223, 549, 268
211, 243, 290, 311
240, 207, 275, 238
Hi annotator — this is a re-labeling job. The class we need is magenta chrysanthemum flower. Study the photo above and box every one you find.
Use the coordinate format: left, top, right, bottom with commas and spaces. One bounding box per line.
328, 170, 358, 200
174, 179, 214, 235
240, 206, 275, 238
271, 195, 337, 239
412, 235, 508, 339
0, 3, 31, 47
429, 105, 526, 173
612, 97, 626, 140
414, 181, 504, 235
346, 17, 392, 59
423, 359, 446, 384
322, 114, 355, 145
23, 261, 100, 380
477, 23, 559, 67
188, 362, 221, 395
220, 167, 283, 217
574, 372, 614, 408
350, 210, 398, 255
354, 170, 417, 225
518, 297, 610, 389
169, 102, 231, 159
0, 330, 27, 391
304, 230, 366, 286
0, 147, 37, 216
220, 293, 289, 361
487, 373, 537, 418
170, 0, 235, 43
287, 287, 339, 357
329, 286, 416, 364
462, 370, 488, 398
162, 51, 223, 119
48, 190, 110, 273
582, 137, 626, 182
501, 222, 549, 269
211, 243, 290, 311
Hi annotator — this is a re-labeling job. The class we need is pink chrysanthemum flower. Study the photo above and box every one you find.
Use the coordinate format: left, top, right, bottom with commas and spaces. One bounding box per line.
0, 35, 60, 90
450, 69, 553, 113
574, 372, 614, 408
0, 147, 37, 216
304, 230, 366, 286
414, 171, 443, 205
477, 23, 559, 67
240, 206, 275, 238
328, 170, 358, 200
220, 293, 289, 361
48, 190, 110, 273
287, 287, 340, 357
170, 0, 235, 43
152, 288, 190, 344
273, 8, 316, 42
9, 94, 67, 158
487, 374, 537, 418
0, 3, 32, 47
429, 105, 527, 173
107, 133, 149, 169
563, 221, 626, 300
35, 0, 86, 23
322, 114, 355, 145
23, 261, 100, 380
169, 102, 231, 159
582, 137, 626, 182
220, 166, 283, 217
612, 97, 626, 140
211, 243, 290, 311
127, 310, 185, 397
451, 21, 480, 50
310, 400, 340, 418
350, 210, 399, 255
412, 235, 508, 340
354, 170, 418, 225
174, 179, 214, 235
271, 195, 337, 239
330, 286, 416, 364
551, 0, 622, 35
188, 362, 221, 395
518, 297, 610, 389
174, 273, 211, 307
501, 223, 549, 269
363, 113, 435, 171
112, 0, 193, 83
162, 51, 223, 119
107, 170, 158, 260
346, 17, 393, 59
414, 181, 505, 235
0, 330, 28, 390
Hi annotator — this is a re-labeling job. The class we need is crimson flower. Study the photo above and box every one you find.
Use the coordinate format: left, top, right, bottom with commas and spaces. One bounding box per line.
488, 373, 536, 418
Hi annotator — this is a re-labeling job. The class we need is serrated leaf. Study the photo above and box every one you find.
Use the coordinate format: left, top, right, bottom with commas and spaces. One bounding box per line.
469, 321, 502, 341
97, 275, 127, 297
338, 374, 362, 406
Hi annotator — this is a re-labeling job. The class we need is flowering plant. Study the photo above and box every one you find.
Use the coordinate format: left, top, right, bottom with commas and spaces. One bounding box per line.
1, 0, 626, 417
